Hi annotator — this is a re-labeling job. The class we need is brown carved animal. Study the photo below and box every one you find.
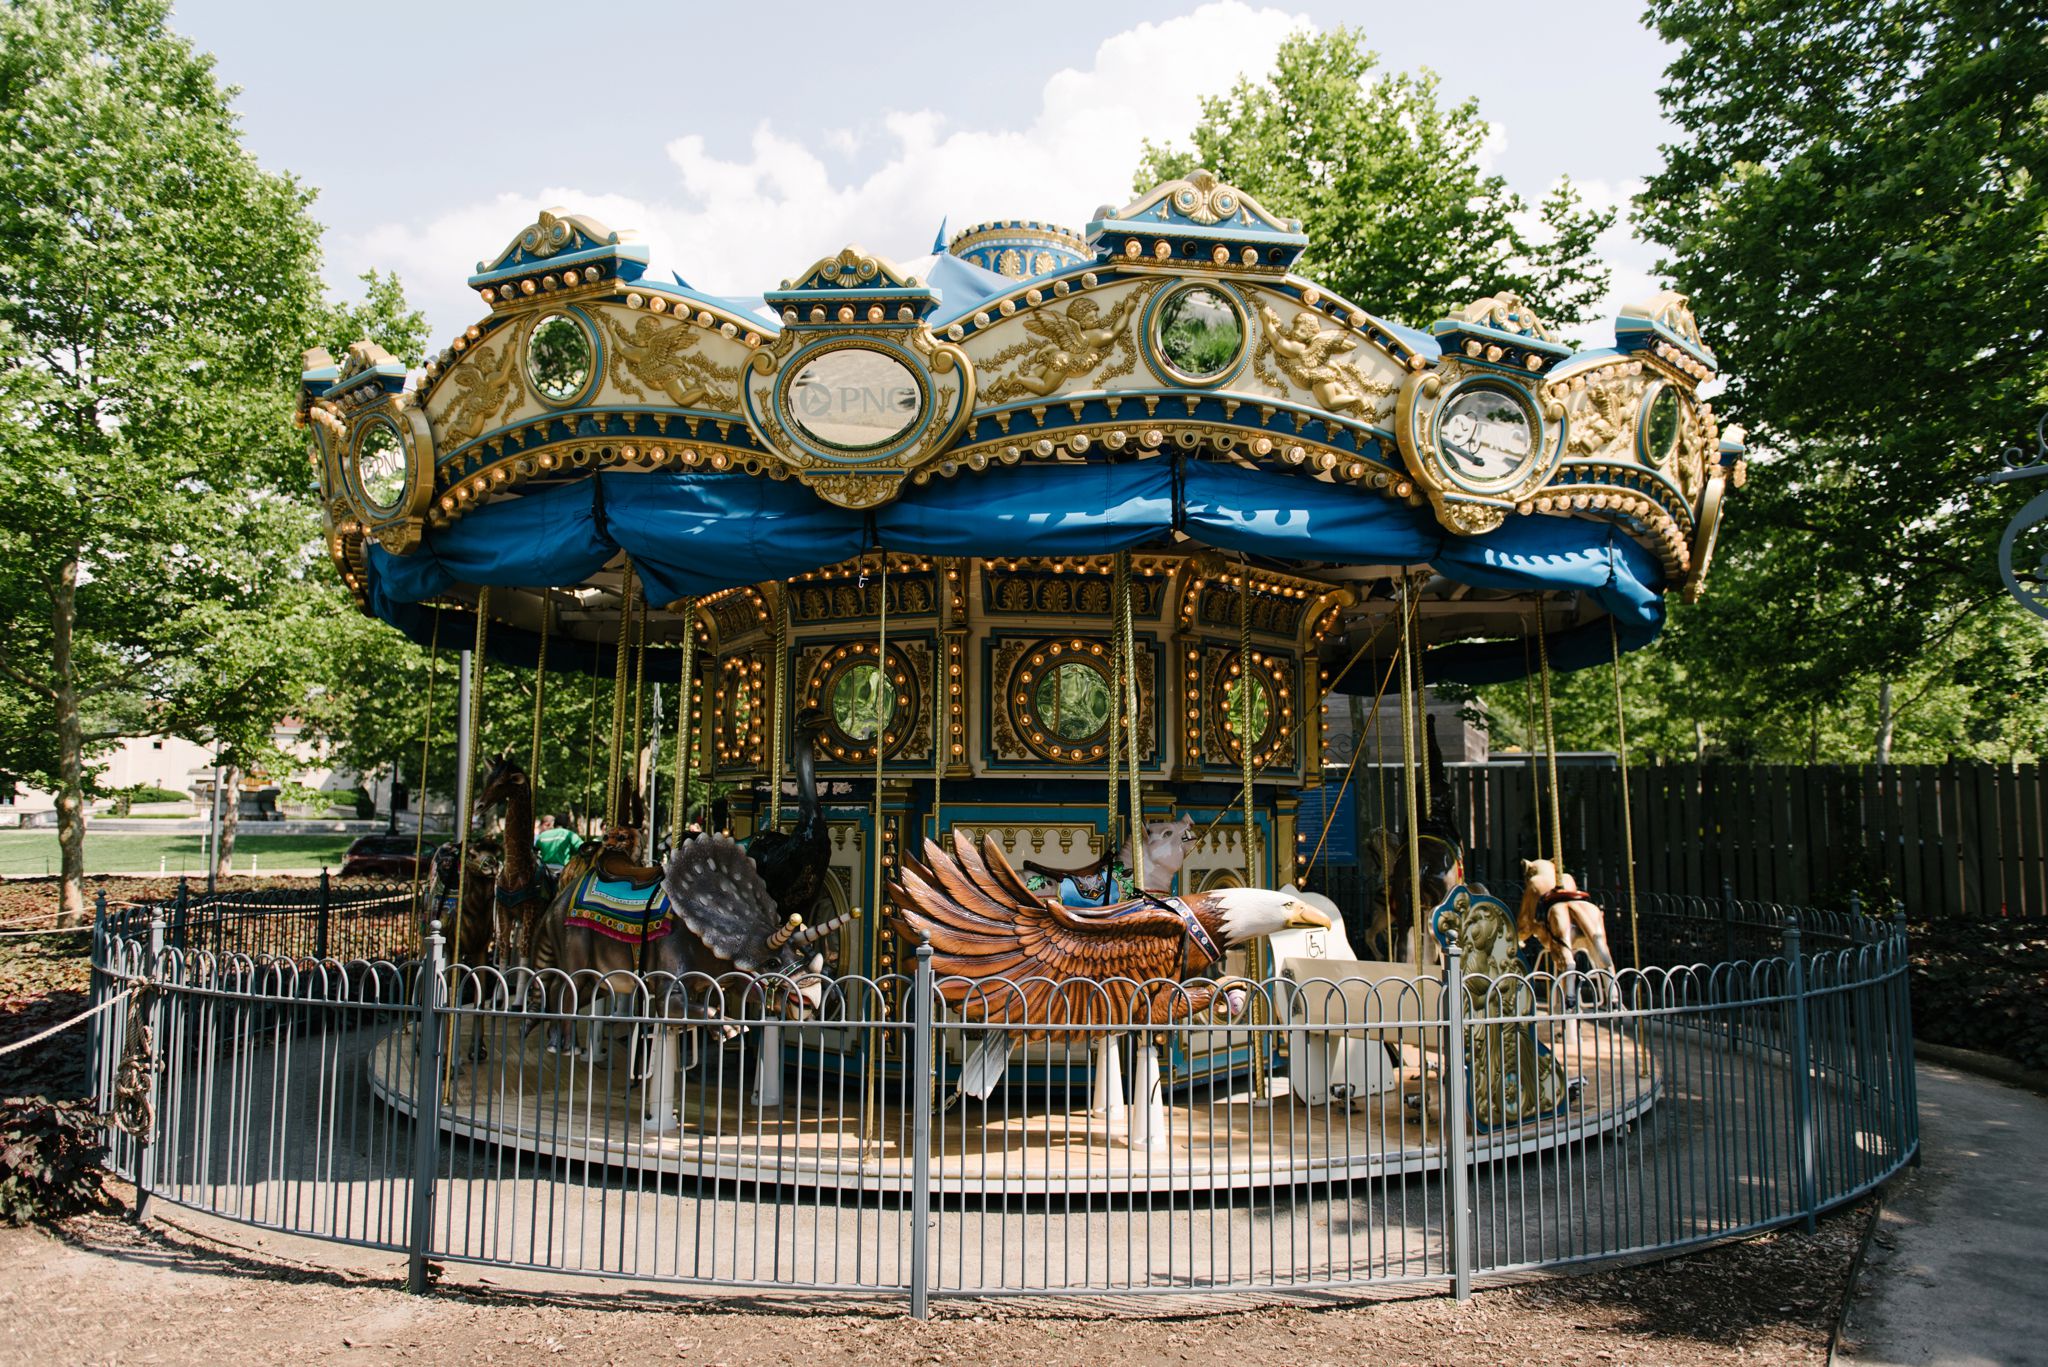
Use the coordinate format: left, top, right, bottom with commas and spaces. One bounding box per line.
423, 837, 502, 970
473, 751, 560, 967
889, 830, 1331, 1098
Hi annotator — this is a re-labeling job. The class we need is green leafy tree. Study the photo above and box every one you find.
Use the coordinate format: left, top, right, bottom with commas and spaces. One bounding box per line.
1628, 0, 2048, 762
1138, 28, 1616, 328
0, 0, 329, 917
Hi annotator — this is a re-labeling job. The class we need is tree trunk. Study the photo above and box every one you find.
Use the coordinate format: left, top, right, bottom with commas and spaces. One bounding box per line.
1876, 680, 1896, 765
51, 557, 87, 927
214, 762, 241, 881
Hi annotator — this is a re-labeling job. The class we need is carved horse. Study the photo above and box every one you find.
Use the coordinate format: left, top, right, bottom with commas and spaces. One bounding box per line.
472, 751, 558, 969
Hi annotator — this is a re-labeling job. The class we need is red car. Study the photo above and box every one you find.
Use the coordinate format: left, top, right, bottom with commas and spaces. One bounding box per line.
338, 832, 431, 880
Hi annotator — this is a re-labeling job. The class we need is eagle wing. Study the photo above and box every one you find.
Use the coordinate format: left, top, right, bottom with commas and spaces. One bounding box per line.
889, 831, 1197, 1032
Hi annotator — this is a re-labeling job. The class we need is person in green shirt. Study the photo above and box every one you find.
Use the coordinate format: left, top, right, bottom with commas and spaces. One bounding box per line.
534, 814, 583, 871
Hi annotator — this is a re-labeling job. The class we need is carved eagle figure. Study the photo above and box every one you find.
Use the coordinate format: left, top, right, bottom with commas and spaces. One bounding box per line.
890, 832, 1332, 1097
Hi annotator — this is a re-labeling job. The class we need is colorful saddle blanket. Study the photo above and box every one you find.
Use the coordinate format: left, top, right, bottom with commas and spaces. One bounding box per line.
1024, 864, 1136, 907
562, 868, 672, 944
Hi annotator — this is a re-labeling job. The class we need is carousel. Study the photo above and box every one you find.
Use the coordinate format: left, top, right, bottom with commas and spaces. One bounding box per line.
303, 171, 1741, 1193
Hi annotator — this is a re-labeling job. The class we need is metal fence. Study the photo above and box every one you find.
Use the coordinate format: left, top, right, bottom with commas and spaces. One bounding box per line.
86, 895, 1918, 1317
103, 874, 419, 962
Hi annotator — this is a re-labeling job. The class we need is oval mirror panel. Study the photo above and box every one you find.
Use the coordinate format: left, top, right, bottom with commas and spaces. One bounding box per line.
1643, 384, 1683, 466
528, 313, 593, 403
788, 349, 922, 450
1156, 284, 1244, 380
356, 420, 407, 511
1437, 385, 1535, 488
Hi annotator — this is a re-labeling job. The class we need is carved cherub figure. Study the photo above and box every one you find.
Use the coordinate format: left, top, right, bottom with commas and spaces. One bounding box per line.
985, 292, 1143, 402
1256, 303, 1394, 417
603, 313, 734, 408
438, 341, 521, 446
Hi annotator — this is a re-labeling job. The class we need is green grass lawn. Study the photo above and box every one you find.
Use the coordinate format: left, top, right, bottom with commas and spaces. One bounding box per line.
0, 831, 356, 877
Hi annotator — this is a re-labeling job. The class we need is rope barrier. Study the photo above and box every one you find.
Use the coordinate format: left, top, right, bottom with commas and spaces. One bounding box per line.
0, 984, 133, 1057
0, 925, 95, 938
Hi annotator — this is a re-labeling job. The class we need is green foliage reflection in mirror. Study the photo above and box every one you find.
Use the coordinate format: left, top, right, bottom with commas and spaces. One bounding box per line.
1222, 672, 1272, 744
1033, 661, 1112, 741
1156, 285, 1243, 380
528, 314, 593, 403
831, 663, 897, 742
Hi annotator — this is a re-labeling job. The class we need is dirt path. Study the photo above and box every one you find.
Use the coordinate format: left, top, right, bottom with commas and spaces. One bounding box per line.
0, 1188, 1867, 1367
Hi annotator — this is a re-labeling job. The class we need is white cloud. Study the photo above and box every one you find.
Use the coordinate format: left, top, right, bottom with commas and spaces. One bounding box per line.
334, 0, 1666, 350
339, 1, 1312, 342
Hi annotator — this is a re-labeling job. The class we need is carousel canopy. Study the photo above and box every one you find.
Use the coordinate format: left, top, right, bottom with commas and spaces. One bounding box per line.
301, 173, 1743, 684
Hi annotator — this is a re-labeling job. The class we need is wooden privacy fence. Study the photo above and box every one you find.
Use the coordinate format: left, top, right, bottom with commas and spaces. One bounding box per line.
1325, 760, 2047, 921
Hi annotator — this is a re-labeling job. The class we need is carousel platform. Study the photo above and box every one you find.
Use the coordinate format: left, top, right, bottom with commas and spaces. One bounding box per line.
367, 1017, 1659, 1197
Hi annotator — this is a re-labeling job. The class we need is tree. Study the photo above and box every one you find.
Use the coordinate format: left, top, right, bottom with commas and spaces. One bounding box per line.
1628, 0, 2048, 762
0, 0, 323, 918
1137, 28, 1615, 329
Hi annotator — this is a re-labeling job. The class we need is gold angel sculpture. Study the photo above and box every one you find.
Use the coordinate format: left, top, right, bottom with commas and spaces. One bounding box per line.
1255, 303, 1397, 419
984, 292, 1145, 402
602, 313, 737, 409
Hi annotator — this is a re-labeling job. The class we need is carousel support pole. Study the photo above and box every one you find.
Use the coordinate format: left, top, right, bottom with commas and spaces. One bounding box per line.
1090, 1033, 1126, 1125
1398, 577, 1425, 970
670, 600, 698, 849
454, 651, 474, 828
1129, 1034, 1167, 1153
407, 919, 446, 1295
908, 941, 934, 1320
751, 1022, 783, 1109
643, 1026, 682, 1133
1444, 930, 1472, 1301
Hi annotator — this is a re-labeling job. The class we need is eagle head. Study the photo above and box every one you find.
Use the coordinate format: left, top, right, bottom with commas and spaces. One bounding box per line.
1207, 887, 1334, 947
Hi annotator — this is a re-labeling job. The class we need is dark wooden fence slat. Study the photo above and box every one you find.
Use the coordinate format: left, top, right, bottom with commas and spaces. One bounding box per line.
1998, 764, 2024, 920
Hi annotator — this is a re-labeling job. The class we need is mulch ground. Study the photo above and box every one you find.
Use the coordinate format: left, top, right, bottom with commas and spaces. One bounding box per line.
0, 1198, 1871, 1367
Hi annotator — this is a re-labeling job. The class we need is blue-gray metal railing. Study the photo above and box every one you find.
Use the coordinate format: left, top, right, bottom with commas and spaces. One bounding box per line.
85, 896, 1919, 1316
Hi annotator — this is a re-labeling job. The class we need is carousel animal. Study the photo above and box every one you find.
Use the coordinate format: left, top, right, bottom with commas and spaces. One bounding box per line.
473, 751, 563, 969
1020, 814, 1199, 904
889, 830, 1332, 1100
423, 837, 503, 971
530, 796, 837, 1062
744, 707, 832, 925
1518, 858, 1618, 1002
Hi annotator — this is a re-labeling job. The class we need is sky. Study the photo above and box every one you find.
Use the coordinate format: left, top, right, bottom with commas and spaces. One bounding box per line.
169, 0, 1683, 346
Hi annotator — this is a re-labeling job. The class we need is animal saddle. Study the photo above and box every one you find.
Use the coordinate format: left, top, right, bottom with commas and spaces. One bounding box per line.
1023, 861, 1134, 907
562, 867, 672, 944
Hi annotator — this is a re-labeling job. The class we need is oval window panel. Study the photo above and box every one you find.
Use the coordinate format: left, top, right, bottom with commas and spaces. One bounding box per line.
528, 313, 593, 403
1642, 384, 1683, 466
1155, 284, 1244, 380
1437, 385, 1536, 489
788, 349, 922, 450
356, 420, 407, 511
